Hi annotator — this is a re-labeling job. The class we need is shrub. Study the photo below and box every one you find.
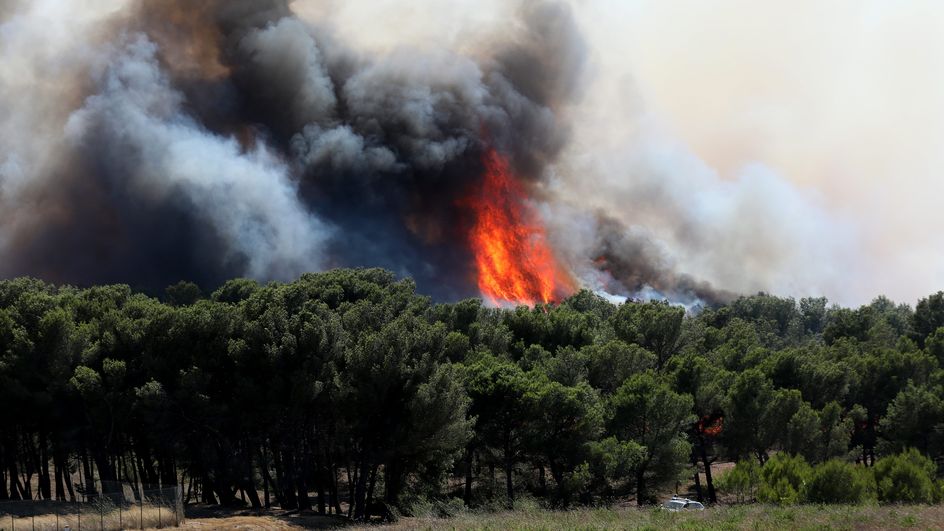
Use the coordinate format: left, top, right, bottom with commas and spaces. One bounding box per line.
717, 459, 761, 503
804, 459, 874, 503
757, 454, 811, 505
874, 449, 937, 503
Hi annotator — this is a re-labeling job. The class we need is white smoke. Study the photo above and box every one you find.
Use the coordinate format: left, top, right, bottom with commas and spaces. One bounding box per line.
0, 0, 119, 240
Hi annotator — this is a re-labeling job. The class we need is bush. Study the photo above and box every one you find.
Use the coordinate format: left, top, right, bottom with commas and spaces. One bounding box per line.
804, 460, 874, 503
757, 454, 811, 505
874, 449, 938, 503
717, 459, 761, 503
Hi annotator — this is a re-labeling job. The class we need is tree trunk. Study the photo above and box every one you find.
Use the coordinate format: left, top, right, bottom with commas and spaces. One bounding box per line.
64, 459, 76, 502
503, 430, 514, 507
185, 474, 194, 504
697, 435, 716, 504
159, 455, 176, 488
0, 442, 7, 501
463, 449, 473, 506
489, 463, 496, 496
329, 466, 342, 515
346, 464, 356, 519
200, 472, 217, 505
504, 454, 514, 507
262, 461, 270, 509
244, 477, 262, 509
38, 431, 51, 500
353, 460, 370, 521
295, 453, 311, 511
316, 472, 326, 515
691, 455, 703, 502
93, 448, 122, 500
242, 450, 261, 509
8, 458, 23, 500
54, 453, 66, 501
366, 463, 379, 513
81, 446, 96, 500
129, 452, 143, 502
635, 465, 647, 506
384, 460, 403, 508
275, 448, 297, 509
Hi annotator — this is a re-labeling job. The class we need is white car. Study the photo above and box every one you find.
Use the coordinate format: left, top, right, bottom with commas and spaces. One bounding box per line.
661, 495, 706, 511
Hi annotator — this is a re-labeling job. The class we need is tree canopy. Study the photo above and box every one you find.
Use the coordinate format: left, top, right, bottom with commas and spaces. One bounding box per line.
1, 271, 943, 518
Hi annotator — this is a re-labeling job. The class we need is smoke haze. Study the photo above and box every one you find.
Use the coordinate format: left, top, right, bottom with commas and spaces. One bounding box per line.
0, 0, 940, 306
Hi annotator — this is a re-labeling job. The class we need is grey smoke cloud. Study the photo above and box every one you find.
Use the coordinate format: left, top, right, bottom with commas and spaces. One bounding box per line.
0, 0, 859, 307
0, 0, 599, 300
65, 35, 331, 280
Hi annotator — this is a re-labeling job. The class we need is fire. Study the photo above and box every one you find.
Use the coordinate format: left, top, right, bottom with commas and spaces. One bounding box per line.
465, 148, 576, 306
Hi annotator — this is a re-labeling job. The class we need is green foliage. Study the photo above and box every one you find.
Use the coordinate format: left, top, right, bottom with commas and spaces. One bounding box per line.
873, 449, 938, 503
164, 280, 203, 306
69, 365, 102, 396
610, 371, 693, 504
717, 459, 761, 503
585, 436, 645, 496
912, 291, 944, 347
724, 370, 801, 461
803, 460, 874, 504
210, 278, 260, 304
879, 383, 944, 459
757, 454, 811, 505
613, 301, 684, 369
4, 270, 944, 514
926, 327, 944, 365
783, 401, 852, 464
580, 340, 656, 394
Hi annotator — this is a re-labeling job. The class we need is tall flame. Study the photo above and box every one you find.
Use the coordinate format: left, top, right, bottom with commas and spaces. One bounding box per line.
466, 148, 576, 306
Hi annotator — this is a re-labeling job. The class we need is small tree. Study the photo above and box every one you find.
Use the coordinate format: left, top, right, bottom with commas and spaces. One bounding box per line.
717, 459, 760, 503
610, 372, 694, 505
756, 454, 811, 505
804, 460, 874, 503
878, 383, 944, 459
873, 449, 938, 503
584, 437, 645, 501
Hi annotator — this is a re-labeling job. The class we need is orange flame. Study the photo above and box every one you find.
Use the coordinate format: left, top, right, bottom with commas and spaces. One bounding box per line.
465, 148, 576, 306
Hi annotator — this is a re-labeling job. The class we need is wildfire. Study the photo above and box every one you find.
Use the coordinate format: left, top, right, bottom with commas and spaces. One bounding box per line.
466, 148, 576, 306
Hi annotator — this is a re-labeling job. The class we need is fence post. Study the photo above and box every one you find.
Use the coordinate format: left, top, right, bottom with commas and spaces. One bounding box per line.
158, 502, 161, 529
99, 501, 103, 531
77, 499, 80, 531
31, 514, 34, 531
56, 512, 59, 530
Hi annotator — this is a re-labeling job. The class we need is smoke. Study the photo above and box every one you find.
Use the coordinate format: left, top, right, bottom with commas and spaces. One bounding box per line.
0, 0, 586, 299
2, 0, 930, 306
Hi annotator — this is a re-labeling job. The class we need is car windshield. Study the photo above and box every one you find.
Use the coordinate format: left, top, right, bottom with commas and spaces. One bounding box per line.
664, 500, 685, 509
685, 502, 704, 509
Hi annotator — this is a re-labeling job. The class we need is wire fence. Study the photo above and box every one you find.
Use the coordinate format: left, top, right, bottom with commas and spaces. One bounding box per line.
0, 484, 182, 531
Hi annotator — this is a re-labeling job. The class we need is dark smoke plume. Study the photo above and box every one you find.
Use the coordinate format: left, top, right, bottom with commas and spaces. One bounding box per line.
0, 0, 722, 304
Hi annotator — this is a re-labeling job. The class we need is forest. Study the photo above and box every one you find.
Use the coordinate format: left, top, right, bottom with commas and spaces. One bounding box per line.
1, 268, 943, 520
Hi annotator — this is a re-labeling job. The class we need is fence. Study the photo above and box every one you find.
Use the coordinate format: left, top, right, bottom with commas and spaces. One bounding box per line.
0, 484, 182, 531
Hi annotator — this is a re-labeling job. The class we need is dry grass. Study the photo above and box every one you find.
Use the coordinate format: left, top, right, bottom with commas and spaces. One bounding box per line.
6, 503, 944, 530
2, 503, 182, 531
148, 505, 347, 530
354, 504, 944, 531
